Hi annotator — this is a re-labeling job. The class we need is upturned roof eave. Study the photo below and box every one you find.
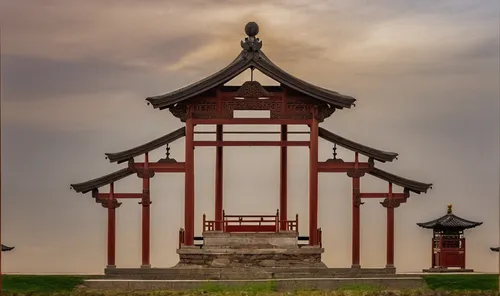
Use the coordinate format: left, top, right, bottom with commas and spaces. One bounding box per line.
369, 167, 433, 194
416, 214, 483, 230
318, 127, 398, 162
70, 168, 134, 194
104, 127, 186, 164
146, 49, 356, 110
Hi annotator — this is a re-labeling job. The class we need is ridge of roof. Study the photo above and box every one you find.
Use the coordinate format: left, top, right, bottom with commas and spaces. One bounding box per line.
146, 23, 356, 110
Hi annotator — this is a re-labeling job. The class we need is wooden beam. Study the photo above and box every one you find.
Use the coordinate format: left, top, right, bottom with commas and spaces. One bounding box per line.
133, 162, 185, 173
141, 152, 151, 268
192, 118, 312, 125
107, 183, 116, 268
97, 193, 143, 199
280, 125, 288, 230
184, 118, 195, 246
359, 192, 407, 199
193, 140, 309, 147
214, 125, 223, 231
317, 161, 371, 173
194, 131, 310, 134
309, 115, 319, 246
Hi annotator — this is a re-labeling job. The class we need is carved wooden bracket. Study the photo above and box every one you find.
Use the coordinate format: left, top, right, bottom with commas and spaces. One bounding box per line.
100, 199, 122, 209
137, 169, 155, 179
380, 198, 403, 208
353, 189, 365, 207
139, 189, 152, 206
347, 170, 365, 178
236, 81, 270, 99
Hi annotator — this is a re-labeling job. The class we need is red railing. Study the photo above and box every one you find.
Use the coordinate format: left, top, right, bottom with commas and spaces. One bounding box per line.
203, 210, 299, 233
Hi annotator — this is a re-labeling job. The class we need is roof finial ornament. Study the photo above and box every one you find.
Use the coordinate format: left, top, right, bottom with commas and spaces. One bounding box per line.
165, 144, 171, 159
241, 22, 262, 52
332, 144, 338, 159
447, 204, 453, 214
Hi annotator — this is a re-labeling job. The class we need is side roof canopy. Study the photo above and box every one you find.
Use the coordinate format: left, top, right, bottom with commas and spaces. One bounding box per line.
146, 22, 356, 110
417, 204, 483, 231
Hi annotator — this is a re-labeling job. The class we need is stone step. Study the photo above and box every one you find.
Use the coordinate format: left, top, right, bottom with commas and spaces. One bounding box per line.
104, 267, 398, 280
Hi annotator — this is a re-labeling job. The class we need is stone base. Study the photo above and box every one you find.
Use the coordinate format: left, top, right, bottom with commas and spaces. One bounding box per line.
86, 276, 425, 291
423, 268, 474, 273
176, 245, 325, 268
177, 231, 326, 268
104, 266, 397, 280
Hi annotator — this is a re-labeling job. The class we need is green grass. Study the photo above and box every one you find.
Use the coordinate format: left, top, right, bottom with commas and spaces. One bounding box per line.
198, 280, 278, 293
0, 274, 498, 295
423, 274, 499, 291
3, 275, 86, 293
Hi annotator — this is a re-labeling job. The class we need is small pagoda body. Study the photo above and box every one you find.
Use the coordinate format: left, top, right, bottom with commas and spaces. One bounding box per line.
417, 205, 482, 273
70, 22, 433, 279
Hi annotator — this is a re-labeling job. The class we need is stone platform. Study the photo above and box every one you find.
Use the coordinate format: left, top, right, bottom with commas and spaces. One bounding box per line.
423, 268, 474, 273
104, 231, 398, 281
104, 266, 397, 280
177, 231, 325, 268
86, 277, 425, 291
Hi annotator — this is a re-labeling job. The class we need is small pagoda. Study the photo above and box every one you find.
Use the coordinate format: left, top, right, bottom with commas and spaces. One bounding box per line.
417, 204, 482, 272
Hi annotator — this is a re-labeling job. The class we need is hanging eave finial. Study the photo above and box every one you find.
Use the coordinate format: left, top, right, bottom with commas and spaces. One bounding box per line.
447, 204, 453, 214
166, 143, 171, 159
241, 21, 262, 52
157, 143, 177, 163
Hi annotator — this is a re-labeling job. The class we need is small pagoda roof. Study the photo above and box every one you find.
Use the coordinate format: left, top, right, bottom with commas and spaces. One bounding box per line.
491, 247, 499, 252
318, 127, 398, 163
105, 127, 185, 164
369, 168, 432, 194
417, 205, 483, 230
70, 168, 134, 194
2, 244, 14, 252
146, 22, 356, 110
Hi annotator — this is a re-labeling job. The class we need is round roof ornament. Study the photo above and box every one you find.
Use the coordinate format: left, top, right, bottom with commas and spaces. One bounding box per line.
245, 22, 259, 37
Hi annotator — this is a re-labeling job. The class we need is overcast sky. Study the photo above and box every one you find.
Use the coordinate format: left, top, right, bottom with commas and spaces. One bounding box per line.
1, 0, 499, 274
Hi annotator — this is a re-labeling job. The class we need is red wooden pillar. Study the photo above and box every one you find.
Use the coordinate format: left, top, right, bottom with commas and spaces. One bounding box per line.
141, 152, 151, 268
309, 115, 319, 245
351, 152, 361, 268
107, 182, 116, 268
280, 124, 288, 230
386, 182, 395, 268
215, 124, 223, 230
184, 116, 195, 245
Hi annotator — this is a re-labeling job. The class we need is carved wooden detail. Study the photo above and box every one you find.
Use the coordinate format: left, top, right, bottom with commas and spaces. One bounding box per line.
169, 103, 188, 122
139, 189, 152, 207
235, 81, 270, 98
95, 196, 121, 209
353, 189, 364, 207
137, 169, 155, 179
167, 87, 335, 122
380, 197, 406, 208
347, 170, 366, 178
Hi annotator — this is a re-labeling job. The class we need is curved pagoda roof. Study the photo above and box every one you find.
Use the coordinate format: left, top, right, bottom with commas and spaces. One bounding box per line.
146, 22, 356, 110
417, 204, 483, 230
2, 244, 14, 252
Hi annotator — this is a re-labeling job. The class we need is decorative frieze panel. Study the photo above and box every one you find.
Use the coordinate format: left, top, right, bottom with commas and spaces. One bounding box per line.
168, 90, 335, 122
